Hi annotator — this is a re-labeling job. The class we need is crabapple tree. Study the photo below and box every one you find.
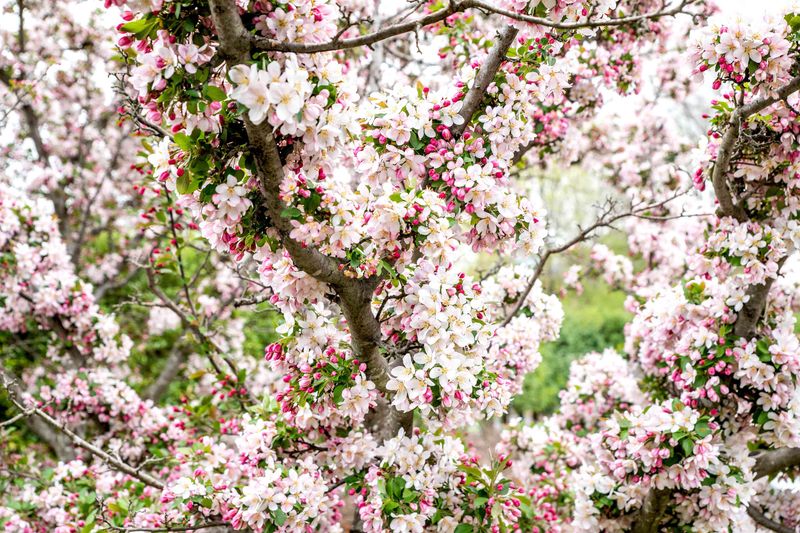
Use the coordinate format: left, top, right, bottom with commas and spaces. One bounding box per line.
3, 0, 800, 532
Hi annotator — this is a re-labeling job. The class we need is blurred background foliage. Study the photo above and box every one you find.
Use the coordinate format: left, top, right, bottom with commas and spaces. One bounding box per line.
511, 280, 629, 416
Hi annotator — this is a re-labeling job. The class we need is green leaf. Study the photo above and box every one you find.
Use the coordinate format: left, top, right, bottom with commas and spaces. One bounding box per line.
173, 132, 193, 152
387, 476, 406, 500
695, 420, 711, 439
176, 173, 193, 194
680, 437, 694, 457
273, 509, 287, 526
756, 339, 772, 363
458, 464, 485, 483
454, 525, 473, 533
280, 207, 302, 219
200, 183, 216, 203
80, 512, 96, 533
121, 17, 158, 39
409, 131, 425, 151
785, 13, 800, 32
204, 85, 227, 102
302, 191, 322, 214
333, 384, 345, 404
189, 157, 210, 176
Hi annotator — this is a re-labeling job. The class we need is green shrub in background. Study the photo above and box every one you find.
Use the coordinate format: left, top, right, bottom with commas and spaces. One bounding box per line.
511, 281, 630, 417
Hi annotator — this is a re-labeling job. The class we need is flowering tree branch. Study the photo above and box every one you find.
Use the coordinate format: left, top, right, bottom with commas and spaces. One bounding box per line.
208, 0, 409, 441
251, 0, 699, 53
710, 75, 800, 221
99, 520, 228, 532
209, 0, 348, 288
0, 369, 165, 489
0, 365, 75, 461
753, 447, 800, 479
631, 446, 800, 532
452, 25, 519, 138
631, 74, 800, 533
746, 506, 794, 533
468, 0, 698, 29
709, 76, 800, 341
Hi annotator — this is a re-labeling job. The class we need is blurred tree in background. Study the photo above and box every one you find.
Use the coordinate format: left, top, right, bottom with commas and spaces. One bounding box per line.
512, 280, 629, 416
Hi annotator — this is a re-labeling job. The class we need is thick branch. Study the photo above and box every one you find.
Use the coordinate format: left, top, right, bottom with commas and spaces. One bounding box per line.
101, 521, 227, 532
208, 0, 348, 288
710, 75, 800, 221
712, 78, 800, 341
631, 488, 671, 533
747, 505, 794, 533
733, 274, 778, 339
207, 0, 250, 63
452, 25, 518, 138
1, 69, 69, 239
753, 447, 800, 480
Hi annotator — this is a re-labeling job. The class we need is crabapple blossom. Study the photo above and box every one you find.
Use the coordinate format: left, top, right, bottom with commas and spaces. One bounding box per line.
8, 1, 800, 532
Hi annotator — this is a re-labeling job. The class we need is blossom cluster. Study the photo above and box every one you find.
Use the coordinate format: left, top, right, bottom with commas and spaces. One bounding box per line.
626, 274, 800, 447
381, 261, 498, 421
358, 83, 549, 257
572, 402, 755, 532
0, 188, 132, 365
691, 15, 793, 95
265, 303, 378, 435
557, 349, 644, 435
704, 217, 787, 285
589, 243, 634, 289
37, 368, 187, 460
157, 415, 344, 532
496, 418, 582, 531
357, 429, 547, 533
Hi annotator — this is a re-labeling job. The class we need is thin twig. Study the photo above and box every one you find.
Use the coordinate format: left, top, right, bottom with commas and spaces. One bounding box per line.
251, 0, 698, 53
500, 190, 689, 327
